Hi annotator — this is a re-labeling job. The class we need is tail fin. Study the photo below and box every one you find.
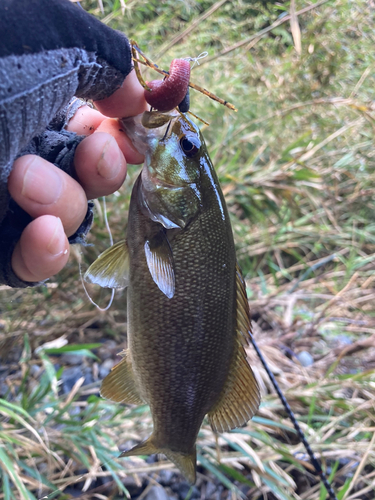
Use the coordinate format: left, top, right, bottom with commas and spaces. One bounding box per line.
163, 447, 196, 484
119, 436, 197, 484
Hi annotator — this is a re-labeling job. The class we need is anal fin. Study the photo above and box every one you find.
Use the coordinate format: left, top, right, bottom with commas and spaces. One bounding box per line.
208, 265, 261, 433
100, 350, 144, 405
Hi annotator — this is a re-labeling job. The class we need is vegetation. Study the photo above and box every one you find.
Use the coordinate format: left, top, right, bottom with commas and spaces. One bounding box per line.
0, 0, 374, 499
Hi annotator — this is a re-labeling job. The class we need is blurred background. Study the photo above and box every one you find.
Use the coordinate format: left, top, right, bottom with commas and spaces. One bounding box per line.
0, 0, 374, 499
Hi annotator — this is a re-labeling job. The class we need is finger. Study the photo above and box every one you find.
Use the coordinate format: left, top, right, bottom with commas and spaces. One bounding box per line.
74, 132, 127, 199
8, 155, 87, 237
95, 119, 144, 165
67, 107, 144, 169
11, 216, 70, 282
94, 70, 148, 118
66, 105, 105, 135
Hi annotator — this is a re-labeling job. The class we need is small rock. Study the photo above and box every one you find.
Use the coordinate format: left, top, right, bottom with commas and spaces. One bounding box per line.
205, 481, 217, 498
239, 484, 251, 496
60, 487, 83, 498
0, 383, 8, 397
146, 454, 158, 464
99, 358, 115, 379
122, 475, 140, 489
29, 364, 41, 377
176, 481, 199, 500
158, 469, 174, 485
61, 353, 85, 365
122, 474, 144, 496
97, 474, 112, 486
145, 486, 169, 500
296, 351, 314, 367
335, 335, 352, 346
61, 366, 92, 393
68, 405, 81, 416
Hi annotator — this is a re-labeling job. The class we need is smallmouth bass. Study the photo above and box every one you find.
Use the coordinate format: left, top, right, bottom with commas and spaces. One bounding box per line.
85, 110, 260, 483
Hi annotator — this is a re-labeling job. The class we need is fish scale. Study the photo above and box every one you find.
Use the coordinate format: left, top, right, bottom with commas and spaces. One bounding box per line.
128, 189, 234, 444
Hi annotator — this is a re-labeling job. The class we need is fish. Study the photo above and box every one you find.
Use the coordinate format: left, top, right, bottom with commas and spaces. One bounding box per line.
84, 109, 260, 483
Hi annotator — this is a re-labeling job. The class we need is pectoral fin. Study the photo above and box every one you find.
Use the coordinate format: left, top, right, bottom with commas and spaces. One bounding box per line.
208, 265, 260, 433
100, 350, 144, 405
84, 240, 129, 289
144, 231, 175, 299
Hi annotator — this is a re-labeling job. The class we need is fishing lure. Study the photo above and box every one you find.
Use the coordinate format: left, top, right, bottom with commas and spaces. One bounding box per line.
131, 40, 237, 123
144, 58, 191, 112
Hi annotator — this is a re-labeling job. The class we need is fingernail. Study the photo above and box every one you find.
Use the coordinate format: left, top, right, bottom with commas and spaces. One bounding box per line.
22, 157, 62, 204
47, 217, 66, 255
97, 138, 123, 180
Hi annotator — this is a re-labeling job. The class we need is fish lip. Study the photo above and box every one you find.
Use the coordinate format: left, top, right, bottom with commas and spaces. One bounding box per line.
120, 111, 180, 148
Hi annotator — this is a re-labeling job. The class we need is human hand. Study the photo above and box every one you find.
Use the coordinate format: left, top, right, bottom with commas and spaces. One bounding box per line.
8, 71, 147, 283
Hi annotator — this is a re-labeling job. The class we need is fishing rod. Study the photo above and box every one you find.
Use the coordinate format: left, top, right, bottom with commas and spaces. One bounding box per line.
249, 333, 338, 500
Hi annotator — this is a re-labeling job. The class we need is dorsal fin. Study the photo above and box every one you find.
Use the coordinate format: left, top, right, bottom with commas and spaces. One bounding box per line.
208, 265, 260, 433
100, 350, 144, 405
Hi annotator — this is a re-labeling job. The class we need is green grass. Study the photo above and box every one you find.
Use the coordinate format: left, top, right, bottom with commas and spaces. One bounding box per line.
1, 0, 375, 498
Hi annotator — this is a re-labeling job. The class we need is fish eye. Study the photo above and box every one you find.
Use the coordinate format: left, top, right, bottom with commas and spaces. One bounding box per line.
180, 135, 200, 157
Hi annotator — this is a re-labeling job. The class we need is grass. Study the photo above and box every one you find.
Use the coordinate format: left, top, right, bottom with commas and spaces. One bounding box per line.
1, 0, 375, 498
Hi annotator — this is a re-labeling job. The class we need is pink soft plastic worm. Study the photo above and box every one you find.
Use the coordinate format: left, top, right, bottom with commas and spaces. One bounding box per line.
144, 59, 191, 112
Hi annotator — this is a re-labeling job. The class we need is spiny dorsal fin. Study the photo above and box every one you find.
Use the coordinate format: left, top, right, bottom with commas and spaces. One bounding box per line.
84, 240, 129, 289
100, 350, 144, 405
144, 230, 175, 299
208, 265, 260, 433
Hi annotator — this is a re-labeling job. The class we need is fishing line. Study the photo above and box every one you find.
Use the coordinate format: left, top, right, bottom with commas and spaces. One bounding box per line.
248, 332, 338, 500
79, 197, 115, 312
102, 196, 114, 247
162, 120, 172, 141
184, 51, 208, 69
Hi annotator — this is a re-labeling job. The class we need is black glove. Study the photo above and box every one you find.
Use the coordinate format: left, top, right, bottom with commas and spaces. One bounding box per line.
0, 0, 133, 287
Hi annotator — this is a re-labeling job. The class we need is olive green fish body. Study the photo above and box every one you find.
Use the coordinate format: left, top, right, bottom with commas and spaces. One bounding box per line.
85, 111, 260, 483
127, 169, 236, 455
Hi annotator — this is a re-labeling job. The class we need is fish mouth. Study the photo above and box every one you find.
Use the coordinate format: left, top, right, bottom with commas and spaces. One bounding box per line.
120, 111, 179, 145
